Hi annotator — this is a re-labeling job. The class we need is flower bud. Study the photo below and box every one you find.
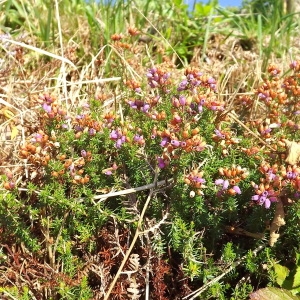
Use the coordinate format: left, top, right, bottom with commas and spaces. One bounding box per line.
190, 190, 196, 198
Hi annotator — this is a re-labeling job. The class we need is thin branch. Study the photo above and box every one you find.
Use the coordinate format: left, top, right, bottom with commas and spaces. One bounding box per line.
0, 178, 173, 203
94, 179, 173, 201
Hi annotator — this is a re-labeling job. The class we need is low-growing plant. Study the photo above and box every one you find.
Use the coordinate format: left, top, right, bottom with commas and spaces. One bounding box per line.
1, 0, 300, 299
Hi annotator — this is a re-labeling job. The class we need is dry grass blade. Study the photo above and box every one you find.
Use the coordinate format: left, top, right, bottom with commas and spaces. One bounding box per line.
57, 78, 122, 86
54, 0, 68, 108
1, 38, 76, 68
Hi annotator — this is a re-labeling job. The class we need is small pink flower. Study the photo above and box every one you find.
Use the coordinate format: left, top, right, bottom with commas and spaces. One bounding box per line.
42, 103, 52, 113
158, 157, 167, 169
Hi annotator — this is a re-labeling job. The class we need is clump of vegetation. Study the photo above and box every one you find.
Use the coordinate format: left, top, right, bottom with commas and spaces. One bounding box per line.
0, 0, 300, 299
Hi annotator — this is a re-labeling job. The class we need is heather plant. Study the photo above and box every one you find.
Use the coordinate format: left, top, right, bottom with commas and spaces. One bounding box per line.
1, 0, 300, 299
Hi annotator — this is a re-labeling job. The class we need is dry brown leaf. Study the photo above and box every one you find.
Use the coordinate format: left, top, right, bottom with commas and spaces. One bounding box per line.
127, 278, 141, 300
269, 199, 285, 247
0, 108, 15, 119
128, 253, 140, 271
284, 139, 300, 165
10, 125, 19, 140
